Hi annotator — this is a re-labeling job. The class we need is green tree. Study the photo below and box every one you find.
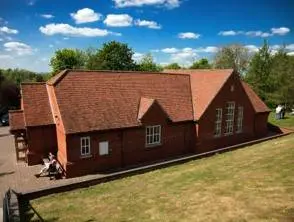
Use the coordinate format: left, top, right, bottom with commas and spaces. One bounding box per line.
190, 58, 212, 69
164, 63, 181, 70
245, 40, 273, 103
50, 49, 86, 74
214, 44, 250, 73
85, 41, 136, 71
268, 47, 294, 107
137, 53, 162, 72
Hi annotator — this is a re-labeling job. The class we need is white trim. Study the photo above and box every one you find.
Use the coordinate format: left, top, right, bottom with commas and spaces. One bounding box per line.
80, 136, 91, 156
225, 101, 235, 135
146, 125, 161, 147
214, 108, 222, 137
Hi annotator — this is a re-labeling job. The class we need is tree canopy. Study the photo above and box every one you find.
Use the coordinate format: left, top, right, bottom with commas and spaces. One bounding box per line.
136, 53, 162, 72
85, 41, 136, 71
214, 44, 250, 73
164, 63, 181, 70
50, 49, 86, 75
190, 58, 212, 69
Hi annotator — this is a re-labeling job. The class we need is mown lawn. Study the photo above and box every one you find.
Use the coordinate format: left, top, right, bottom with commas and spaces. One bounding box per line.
29, 134, 294, 222
268, 111, 294, 130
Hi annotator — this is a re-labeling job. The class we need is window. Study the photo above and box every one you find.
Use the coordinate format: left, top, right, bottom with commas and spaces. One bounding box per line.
225, 102, 235, 135
214, 108, 222, 137
236, 106, 244, 133
80, 137, 91, 156
99, 141, 109, 156
146, 125, 161, 147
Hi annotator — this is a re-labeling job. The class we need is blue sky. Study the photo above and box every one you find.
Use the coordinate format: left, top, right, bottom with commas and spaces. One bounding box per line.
0, 0, 293, 72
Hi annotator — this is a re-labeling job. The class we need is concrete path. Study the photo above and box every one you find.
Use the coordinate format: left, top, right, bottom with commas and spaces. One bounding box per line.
0, 127, 106, 207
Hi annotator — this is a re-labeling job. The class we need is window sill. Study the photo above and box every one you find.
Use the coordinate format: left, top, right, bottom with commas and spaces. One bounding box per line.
214, 135, 222, 138
145, 143, 162, 148
80, 154, 92, 159
224, 133, 233, 136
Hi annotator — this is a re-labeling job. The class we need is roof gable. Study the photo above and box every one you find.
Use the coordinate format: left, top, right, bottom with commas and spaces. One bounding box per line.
9, 110, 25, 131
21, 83, 54, 126
137, 97, 170, 122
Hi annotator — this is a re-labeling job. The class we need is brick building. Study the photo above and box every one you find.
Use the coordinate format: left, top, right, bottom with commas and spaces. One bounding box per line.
9, 69, 270, 177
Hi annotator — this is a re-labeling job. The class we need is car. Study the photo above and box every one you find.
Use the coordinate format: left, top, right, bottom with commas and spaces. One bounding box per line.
1, 113, 9, 126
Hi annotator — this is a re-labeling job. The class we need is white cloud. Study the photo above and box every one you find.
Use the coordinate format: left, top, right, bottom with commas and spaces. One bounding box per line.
104, 14, 133, 27
195, 46, 218, 53
219, 27, 290, 37
287, 51, 294, 56
286, 44, 294, 51
63, 37, 69, 40
160, 46, 218, 54
218, 30, 238, 36
271, 27, 290, 35
4, 41, 33, 55
245, 45, 259, 53
178, 32, 200, 39
133, 52, 144, 61
41, 14, 54, 19
70, 8, 102, 24
39, 23, 121, 37
0, 38, 3, 41
161, 48, 179, 53
113, 0, 181, 9
171, 51, 198, 65
49, 44, 54, 48
134, 19, 161, 29
0, 54, 13, 59
0, 26, 18, 34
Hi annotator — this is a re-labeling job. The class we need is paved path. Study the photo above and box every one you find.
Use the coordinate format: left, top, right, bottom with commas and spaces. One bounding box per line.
0, 128, 105, 207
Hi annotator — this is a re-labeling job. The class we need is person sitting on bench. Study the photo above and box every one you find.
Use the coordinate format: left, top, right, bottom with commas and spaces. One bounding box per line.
35, 154, 57, 178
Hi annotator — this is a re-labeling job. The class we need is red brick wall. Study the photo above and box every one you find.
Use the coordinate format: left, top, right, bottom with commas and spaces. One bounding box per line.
196, 73, 257, 153
26, 125, 57, 165
64, 102, 196, 177
254, 113, 269, 137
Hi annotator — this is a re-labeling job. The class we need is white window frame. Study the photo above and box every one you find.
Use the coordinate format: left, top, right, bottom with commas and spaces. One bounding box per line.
214, 108, 222, 137
225, 102, 235, 135
80, 136, 91, 156
99, 141, 109, 156
146, 125, 161, 147
236, 106, 244, 133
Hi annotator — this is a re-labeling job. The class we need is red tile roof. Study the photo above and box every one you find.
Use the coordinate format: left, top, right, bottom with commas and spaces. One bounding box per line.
137, 97, 155, 120
21, 83, 54, 126
241, 82, 270, 113
164, 69, 233, 119
50, 70, 194, 134
9, 110, 25, 131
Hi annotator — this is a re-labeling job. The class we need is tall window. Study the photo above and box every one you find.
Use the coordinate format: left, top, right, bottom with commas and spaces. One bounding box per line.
214, 108, 222, 137
80, 136, 91, 156
225, 102, 235, 135
146, 125, 161, 147
236, 106, 244, 133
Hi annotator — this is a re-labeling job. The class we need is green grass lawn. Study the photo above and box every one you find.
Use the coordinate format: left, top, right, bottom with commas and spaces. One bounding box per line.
268, 112, 294, 130
29, 134, 294, 222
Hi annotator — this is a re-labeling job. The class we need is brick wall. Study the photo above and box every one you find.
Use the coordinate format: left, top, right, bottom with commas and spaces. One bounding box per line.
26, 125, 57, 165
64, 101, 196, 177
196, 72, 258, 152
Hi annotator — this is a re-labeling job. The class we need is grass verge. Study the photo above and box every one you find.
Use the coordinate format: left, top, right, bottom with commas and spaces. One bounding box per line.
29, 134, 294, 222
